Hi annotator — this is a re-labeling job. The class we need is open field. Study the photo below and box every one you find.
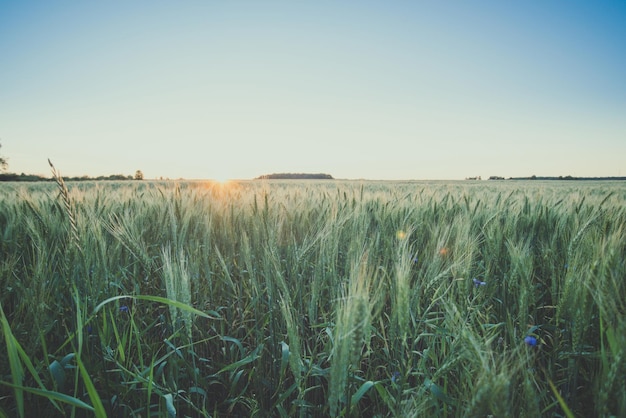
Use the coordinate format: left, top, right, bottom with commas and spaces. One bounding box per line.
1, 179, 625, 417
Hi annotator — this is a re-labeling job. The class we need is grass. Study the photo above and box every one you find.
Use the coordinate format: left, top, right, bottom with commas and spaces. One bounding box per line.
0, 178, 625, 416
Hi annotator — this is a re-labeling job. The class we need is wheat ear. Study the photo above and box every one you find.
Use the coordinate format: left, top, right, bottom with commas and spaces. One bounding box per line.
48, 159, 82, 253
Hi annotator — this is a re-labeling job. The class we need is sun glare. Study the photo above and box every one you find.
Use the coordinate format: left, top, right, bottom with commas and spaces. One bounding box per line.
212, 176, 232, 185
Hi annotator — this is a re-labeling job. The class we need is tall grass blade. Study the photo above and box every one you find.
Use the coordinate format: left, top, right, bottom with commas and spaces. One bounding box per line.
0, 381, 95, 412
93, 295, 220, 319
75, 354, 107, 418
548, 378, 575, 418
0, 304, 24, 418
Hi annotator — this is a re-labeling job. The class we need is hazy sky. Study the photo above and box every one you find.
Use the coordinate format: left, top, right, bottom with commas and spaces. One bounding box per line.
1, 1, 625, 180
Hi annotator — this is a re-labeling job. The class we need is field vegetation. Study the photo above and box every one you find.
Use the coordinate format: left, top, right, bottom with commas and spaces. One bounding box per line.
0, 178, 625, 417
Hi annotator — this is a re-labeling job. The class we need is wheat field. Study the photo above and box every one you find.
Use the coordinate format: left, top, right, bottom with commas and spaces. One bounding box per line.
1, 179, 625, 417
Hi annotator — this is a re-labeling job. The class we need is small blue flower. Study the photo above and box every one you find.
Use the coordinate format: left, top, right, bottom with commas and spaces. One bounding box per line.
412, 257, 419, 264
86, 325, 93, 334
524, 336, 538, 347
391, 371, 401, 384
119, 305, 129, 314
472, 278, 486, 287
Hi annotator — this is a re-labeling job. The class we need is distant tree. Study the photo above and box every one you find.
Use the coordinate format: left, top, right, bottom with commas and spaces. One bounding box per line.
106, 174, 131, 180
255, 172, 334, 180
0, 141, 7, 171
134, 170, 144, 180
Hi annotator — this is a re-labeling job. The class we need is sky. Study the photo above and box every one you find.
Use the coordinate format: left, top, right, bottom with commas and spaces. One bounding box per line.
1, 1, 625, 180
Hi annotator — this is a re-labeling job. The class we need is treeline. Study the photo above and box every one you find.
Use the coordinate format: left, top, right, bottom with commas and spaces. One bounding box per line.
255, 173, 334, 180
496, 175, 626, 181
0, 172, 140, 182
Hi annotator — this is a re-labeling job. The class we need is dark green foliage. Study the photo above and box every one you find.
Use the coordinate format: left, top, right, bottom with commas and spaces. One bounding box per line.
255, 173, 334, 180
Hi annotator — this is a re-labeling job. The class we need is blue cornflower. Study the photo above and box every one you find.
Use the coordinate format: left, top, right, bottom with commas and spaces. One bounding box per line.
524, 336, 538, 347
391, 371, 401, 384
472, 278, 486, 287
119, 305, 130, 314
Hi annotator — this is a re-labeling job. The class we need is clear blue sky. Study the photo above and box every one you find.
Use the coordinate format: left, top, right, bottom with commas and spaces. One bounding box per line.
1, 1, 625, 180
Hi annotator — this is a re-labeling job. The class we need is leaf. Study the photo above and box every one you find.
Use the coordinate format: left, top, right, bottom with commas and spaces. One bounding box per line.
0, 380, 95, 411
424, 378, 457, 407
189, 386, 207, 398
605, 322, 619, 356
0, 304, 24, 418
164, 393, 176, 417
76, 354, 107, 418
351, 380, 375, 409
60, 353, 76, 368
94, 295, 220, 320
222, 336, 245, 356
373, 381, 396, 412
279, 341, 290, 380
548, 378, 575, 418
49, 352, 76, 391
217, 344, 263, 374
146, 358, 156, 409
164, 339, 183, 359
275, 404, 289, 418
229, 370, 245, 392
156, 360, 168, 379
13, 334, 62, 413
48, 360, 66, 391
275, 382, 298, 405
74, 285, 84, 355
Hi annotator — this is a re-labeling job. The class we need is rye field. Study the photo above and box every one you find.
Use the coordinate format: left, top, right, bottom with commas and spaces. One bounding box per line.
0, 178, 625, 417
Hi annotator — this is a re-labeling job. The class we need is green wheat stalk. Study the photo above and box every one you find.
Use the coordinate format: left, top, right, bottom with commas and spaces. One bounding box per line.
329, 251, 373, 416
48, 158, 82, 253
